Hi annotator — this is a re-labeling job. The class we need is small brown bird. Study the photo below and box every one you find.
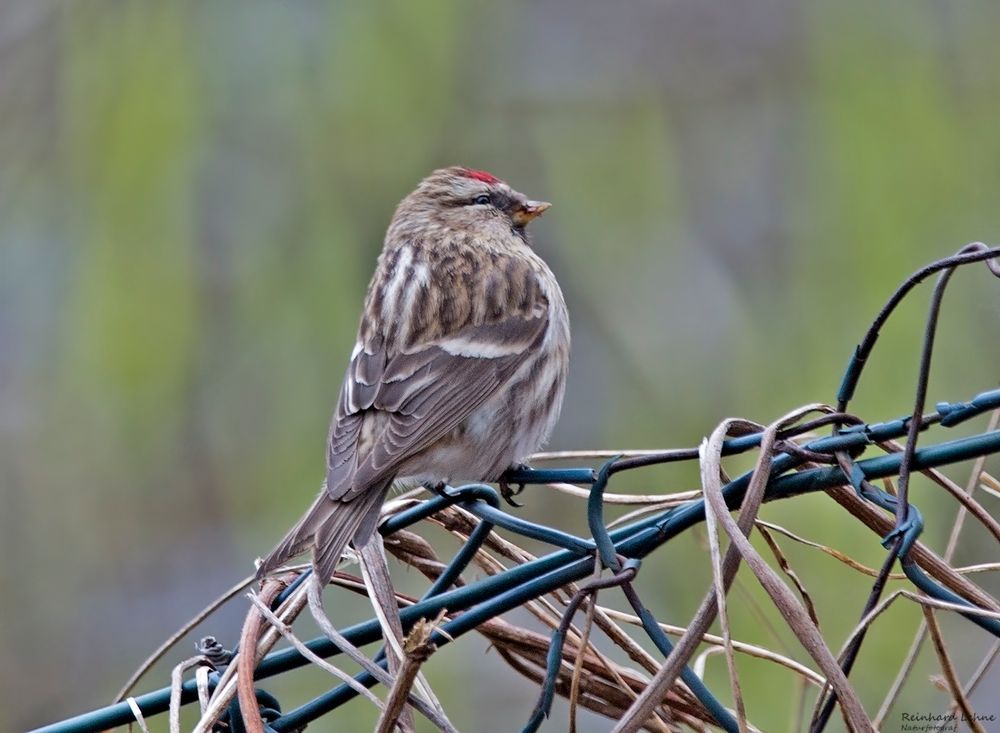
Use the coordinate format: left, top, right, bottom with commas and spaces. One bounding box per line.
257, 167, 570, 583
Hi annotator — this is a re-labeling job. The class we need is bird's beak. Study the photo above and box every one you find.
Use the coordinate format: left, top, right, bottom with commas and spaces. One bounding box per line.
512, 200, 551, 226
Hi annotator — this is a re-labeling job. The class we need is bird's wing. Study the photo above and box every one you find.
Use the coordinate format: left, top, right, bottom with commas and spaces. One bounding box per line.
326, 274, 550, 501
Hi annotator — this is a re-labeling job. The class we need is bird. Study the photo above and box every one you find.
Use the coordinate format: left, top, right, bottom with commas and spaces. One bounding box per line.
257, 166, 571, 584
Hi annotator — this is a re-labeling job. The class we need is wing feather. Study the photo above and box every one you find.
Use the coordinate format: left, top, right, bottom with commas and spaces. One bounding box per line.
325, 246, 551, 502
327, 310, 547, 500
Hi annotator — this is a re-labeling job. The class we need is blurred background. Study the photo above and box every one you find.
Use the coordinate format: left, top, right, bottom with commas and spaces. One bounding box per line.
3, 1, 1000, 731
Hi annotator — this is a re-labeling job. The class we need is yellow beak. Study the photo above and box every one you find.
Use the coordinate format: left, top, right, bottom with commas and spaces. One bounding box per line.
512, 200, 551, 226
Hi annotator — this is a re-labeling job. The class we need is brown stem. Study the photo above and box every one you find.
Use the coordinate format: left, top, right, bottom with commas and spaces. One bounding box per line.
374, 616, 439, 733
237, 578, 286, 733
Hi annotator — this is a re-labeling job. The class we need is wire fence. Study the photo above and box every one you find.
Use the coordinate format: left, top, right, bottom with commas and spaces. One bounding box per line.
31, 244, 1000, 733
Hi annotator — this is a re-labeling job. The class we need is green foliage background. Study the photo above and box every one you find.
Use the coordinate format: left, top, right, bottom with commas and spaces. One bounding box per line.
2, 2, 999, 730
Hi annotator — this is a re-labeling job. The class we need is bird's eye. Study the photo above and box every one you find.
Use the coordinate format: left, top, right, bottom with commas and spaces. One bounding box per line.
472, 194, 491, 206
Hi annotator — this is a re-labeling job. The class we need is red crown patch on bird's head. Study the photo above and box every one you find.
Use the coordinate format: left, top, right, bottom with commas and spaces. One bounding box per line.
461, 168, 501, 185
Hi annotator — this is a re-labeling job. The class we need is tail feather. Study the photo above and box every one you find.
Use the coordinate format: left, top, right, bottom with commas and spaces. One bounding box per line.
257, 481, 390, 582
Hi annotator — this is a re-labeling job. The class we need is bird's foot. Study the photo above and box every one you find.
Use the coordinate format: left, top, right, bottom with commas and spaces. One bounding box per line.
424, 480, 449, 497
498, 464, 529, 507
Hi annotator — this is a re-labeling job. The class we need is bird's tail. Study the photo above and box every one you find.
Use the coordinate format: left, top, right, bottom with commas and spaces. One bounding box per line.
256, 481, 390, 584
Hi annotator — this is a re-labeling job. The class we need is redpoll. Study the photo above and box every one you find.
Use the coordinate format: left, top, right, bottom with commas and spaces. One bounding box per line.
258, 167, 570, 583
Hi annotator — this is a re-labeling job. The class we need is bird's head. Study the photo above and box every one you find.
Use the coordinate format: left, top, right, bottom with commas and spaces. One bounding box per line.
389, 167, 551, 245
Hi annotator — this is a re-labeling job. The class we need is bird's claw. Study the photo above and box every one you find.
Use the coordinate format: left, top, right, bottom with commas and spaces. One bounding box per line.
499, 479, 525, 507
499, 463, 530, 507
424, 481, 449, 497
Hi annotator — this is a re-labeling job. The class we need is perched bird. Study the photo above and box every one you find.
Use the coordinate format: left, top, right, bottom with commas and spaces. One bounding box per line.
257, 167, 570, 583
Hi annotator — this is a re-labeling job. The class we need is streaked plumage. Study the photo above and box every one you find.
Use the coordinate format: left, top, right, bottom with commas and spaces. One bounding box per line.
258, 167, 570, 583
